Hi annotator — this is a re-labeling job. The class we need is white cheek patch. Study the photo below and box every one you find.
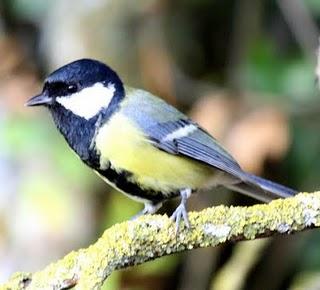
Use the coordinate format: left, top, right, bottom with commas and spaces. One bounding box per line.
56, 82, 115, 119
162, 124, 197, 142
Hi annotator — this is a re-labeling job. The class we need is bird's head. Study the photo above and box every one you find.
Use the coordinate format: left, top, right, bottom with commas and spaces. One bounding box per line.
26, 58, 124, 120
26, 59, 125, 162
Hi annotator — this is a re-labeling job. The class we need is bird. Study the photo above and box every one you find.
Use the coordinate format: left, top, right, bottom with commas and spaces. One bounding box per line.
26, 58, 297, 229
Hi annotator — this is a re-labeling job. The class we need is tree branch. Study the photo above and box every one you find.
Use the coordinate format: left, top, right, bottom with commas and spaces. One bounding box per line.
1, 192, 320, 290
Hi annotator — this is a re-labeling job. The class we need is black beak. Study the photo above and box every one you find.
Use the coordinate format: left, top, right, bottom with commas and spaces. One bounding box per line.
25, 93, 52, 107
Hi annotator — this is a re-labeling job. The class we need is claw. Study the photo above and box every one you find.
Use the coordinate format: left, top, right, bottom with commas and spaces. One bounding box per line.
171, 203, 190, 231
131, 202, 162, 220
170, 188, 192, 232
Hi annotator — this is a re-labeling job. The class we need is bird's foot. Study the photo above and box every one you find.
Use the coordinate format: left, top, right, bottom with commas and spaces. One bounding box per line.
171, 188, 192, 232
131, 202, 162, 220
171, 202, 190, 230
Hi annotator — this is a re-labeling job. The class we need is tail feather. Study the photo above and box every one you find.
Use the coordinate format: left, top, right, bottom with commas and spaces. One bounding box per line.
225, 173, 297, 202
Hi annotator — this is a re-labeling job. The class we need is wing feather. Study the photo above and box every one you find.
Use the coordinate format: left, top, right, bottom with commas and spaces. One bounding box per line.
162, 131, 244, 177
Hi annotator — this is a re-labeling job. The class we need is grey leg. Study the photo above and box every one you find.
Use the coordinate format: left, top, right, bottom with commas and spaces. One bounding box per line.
131, 202, 163, 220
171, 188, 192, 231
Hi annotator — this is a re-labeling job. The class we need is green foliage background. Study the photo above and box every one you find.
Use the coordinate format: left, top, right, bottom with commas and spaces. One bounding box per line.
0, 0, 320, 289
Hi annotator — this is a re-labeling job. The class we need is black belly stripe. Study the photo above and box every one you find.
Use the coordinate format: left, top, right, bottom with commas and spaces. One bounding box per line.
96, 165, 181, 203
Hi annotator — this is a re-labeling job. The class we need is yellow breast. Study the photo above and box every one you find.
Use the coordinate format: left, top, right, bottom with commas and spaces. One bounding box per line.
94, 113, 213, 193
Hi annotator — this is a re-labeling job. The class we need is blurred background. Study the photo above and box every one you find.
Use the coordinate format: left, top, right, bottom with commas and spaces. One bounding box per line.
0, 0, 320, 289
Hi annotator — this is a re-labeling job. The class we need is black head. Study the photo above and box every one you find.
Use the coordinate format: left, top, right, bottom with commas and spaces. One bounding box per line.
26, 59, 125, 165
26, 58, 124, 118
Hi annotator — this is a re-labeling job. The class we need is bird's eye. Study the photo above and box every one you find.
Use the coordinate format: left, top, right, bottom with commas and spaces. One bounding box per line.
67, 84, 78, 94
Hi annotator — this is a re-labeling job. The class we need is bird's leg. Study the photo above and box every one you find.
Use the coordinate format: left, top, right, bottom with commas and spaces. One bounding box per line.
171, 188, 192, 231
131, 201, 163, 220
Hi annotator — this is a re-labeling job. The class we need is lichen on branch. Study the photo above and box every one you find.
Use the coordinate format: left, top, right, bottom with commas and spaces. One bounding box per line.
1, 192, 320, 290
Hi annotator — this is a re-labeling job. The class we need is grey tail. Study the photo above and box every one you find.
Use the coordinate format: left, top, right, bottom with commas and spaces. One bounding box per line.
225, 172, 297, 202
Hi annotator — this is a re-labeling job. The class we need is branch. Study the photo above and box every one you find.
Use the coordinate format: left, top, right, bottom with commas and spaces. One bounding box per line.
2, 192, 320, 290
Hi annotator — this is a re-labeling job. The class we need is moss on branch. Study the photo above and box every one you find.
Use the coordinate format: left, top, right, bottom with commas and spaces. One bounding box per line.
1, 192, 320, 290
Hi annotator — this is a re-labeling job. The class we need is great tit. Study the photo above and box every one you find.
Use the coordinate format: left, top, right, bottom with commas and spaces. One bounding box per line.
26, 59, 297, 228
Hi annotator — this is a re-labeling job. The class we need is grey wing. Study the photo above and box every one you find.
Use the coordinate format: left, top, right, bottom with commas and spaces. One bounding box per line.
123, 88, 243, 178
148, 119, 244, 178
166, 127, 296, 199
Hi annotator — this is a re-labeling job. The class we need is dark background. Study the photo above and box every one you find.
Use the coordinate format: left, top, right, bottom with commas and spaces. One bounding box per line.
0, 0, 320, 289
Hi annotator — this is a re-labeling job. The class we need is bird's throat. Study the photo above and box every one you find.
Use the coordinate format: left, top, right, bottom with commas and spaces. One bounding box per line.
50, 105, 100, 167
